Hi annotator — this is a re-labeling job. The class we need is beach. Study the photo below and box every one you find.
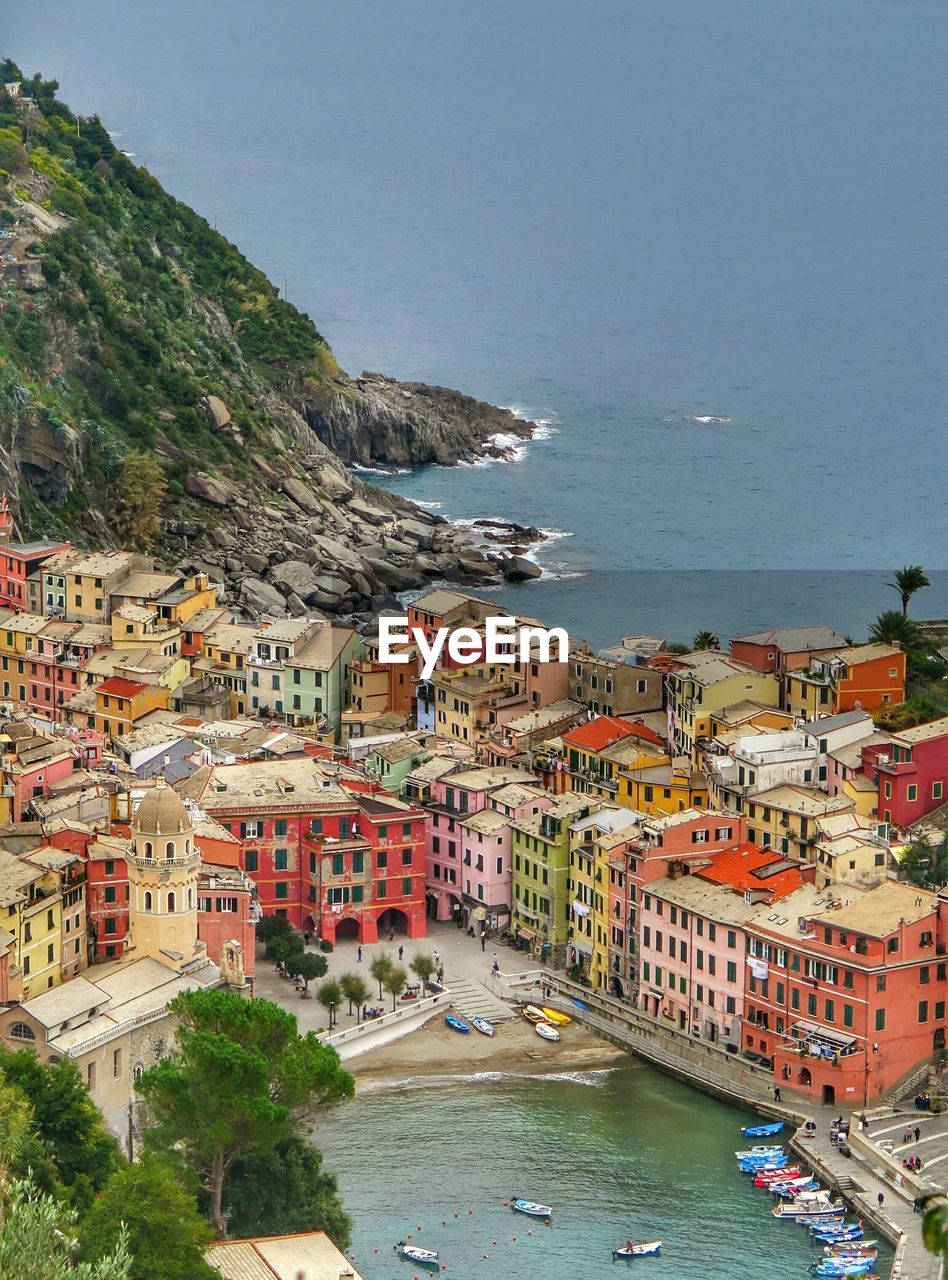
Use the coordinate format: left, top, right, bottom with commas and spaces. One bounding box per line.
348, 1010, 628, 1088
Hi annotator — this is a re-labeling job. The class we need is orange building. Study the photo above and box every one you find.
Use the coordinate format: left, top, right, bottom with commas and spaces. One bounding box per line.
94, 676, 170, 740
822, 644, 906, 713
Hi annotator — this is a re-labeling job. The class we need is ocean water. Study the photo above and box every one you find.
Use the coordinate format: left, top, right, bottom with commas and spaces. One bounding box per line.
7, 0, 948, 644
315, 1061, 891, 1280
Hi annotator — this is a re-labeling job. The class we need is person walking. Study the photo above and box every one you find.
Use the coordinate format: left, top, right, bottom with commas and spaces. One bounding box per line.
398, 944, 404, 961
437, 964, 444, 984
433, 949, 440, 968
773, 1086, 781, 1102
480, 930, 486, 952
914, 1125, 921, 1143
877, 1192, 884, 1209
357, 945, 363, 963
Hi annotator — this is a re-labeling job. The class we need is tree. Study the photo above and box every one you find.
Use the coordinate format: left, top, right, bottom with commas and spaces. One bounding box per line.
409, 954, 435, 991
338, 974, 371, 1022
0, 1050, 120, 1214
382, 964, 408, 1011
266, 931, 304, 970
110, 451, 168, 549
0, 1176, 131, 1280
293, 953, 328, 995
897, 835, 948, 891
316, 980, 342, 1029
255, 915, 293, 946
867, 610, 924, 651
920, 1191, 948, 1266
887, 565, 931, 616
80, 1155, 216, 1280
224, 1135, 351, 1250
135, 989, 353, 1236
692, 631, 720, 651
370, 952, 393, 1000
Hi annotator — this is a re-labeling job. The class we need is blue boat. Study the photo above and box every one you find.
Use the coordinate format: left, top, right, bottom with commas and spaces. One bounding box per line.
570, 997, 592, 1011
742, 1121, 784, 1138
444, 1014, 470, 1034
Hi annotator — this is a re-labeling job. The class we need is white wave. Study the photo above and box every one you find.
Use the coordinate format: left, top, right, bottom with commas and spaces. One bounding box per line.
540, 569, 585, 582
532, 422, 558, 440
691, 414, 731, 424
353, 463, 411, 476
412, 499, 443, 511
538, 528, 573, 544
358, 1067, 618, 1093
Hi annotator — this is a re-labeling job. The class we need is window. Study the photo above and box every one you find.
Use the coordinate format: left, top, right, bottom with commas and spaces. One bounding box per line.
907, 784, 918, 803
377, 880, 387, 899
332, 853, 344, 875
727, 930, 736, 949
933, 781, 944, 800
726, 961, 737, 983
245, 850, 258, 872
113, 1048, 122, 1078
104, 859, 115, 876
104, 885, 116, 904
807, 994, 817, 1016
918, 1001, 929, 1023
401, 848, 412, 867
274, 848, 288, 870
353, 851, 364, 874
167, 892, 176, 912
104, 917, 115, 934
875, 1008, 885, 1031
9, 1023, 34, 1040
275, 882, 288, 900
310, 818, 323, 836
402, 877, 412, 895
275, 819, 287, 836
377, 850, 387, 870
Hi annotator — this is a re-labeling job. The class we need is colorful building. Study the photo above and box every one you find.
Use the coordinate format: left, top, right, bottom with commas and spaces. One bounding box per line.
868, 717, 948, 827
663, 651, 781, 763
510, 793, 592, 963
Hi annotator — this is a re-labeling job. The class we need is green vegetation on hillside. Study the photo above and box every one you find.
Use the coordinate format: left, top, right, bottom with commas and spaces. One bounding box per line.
0, 59, 338, 546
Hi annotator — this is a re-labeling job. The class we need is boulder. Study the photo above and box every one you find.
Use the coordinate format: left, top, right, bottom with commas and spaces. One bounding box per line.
186, 471, 235, 507
364, 558, 422, 592
317, 466, 354, 501
270, 560, 319, 599
307, 534, 368, 573
203, 395, 232, 431
281, 476, 321, 516
239, 577, 286, 615
502, 555, 542, 582
346, 497, 391, 526
393, 518, 435, 548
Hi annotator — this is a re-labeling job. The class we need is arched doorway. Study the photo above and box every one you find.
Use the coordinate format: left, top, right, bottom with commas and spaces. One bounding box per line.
934, 1027, 945, 1054
611, 977, 624, 998
303, 913, 318, 935
335, 917, 359, 942
822, 1084, 836, 1105
377, 907, 409, 938
799, 1066, 812, 1088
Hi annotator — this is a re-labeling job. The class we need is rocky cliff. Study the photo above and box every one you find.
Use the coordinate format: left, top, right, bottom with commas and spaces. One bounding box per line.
0, 63, 538, 621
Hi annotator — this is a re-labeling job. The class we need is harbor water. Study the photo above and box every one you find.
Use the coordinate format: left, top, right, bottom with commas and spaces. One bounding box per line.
315, 1060, 892, 1280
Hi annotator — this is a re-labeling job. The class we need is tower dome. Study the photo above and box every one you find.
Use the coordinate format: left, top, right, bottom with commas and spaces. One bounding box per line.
133, 778, 191, 835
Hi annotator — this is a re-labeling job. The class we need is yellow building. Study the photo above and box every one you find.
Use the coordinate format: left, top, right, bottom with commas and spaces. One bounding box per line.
665, 652, 781, 763
111, 604, 182, 657
63, 551, 150, 623
568, 805, 641, 989
741, 784, 855, 861
431, 663, 516, 750
3, 849, 64, 998
195, 620, 257, 717
618, 759, 708, 815
94, 676, 171, 741
782, 669, 834, 721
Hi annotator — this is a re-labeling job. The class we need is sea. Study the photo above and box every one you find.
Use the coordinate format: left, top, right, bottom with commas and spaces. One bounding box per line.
8, 0, 948, 648
316, 1060, 892, 1280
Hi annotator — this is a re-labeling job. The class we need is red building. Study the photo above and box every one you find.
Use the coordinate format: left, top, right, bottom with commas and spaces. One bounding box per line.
0, 496, 71, 614
729, 626, 845, 675
86, 835, 132, 960
179, 757, 428, 943
742, 880, 946, 1105
861, 718, 948, 827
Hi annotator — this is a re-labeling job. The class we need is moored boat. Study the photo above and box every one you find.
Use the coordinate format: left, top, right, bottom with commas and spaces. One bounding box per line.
521, 1004, 548, 1023
570, 996, 592, 1011
511, 1197, 552, 1220
444, 1013, 470, 1034
471, 1016, 494, 1036
540, 1006, 571, 1026
742, 1121, 784, 1137
612, 1240, 662, 1258
735, 1144, 784, 1159
535, 1022, 560, 1042
395, 1241, 440, 1268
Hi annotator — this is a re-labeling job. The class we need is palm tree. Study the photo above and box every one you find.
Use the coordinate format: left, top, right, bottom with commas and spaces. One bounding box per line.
370, 952, 393, 1000
868, 610, 924, 650
692, 630, 720, 651
887, 565, 930, 615
409, 953, 435, 992
340, 973, 372, 1022
316, 979, 343, 1029
382, 964, 408, 1011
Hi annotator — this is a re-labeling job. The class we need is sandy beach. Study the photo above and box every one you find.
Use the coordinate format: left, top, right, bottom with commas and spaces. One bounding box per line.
348, 1011, 628, 1088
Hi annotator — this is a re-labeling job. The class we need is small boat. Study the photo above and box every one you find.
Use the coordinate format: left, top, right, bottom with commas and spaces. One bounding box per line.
444, 1014, 470, 1034
540, 1007, 571, 1026
612, 1240, 662, 1259
521, 1004, 548, 1023
735, 1144, 784, 1158
570, 996, 592, 1011
471, 1016, 494, 1037
753, 1167, 801, 1186
772, 1195, 843, 1220
742, 1121, 784, 1138
395, 1241, 440, 1268
535, 1022, 560, 1042
511, 1198, 552, 1220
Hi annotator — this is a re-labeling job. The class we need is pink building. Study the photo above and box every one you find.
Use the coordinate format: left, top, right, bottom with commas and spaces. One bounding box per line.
637, 843, 805, 1043
423, 765, 547, 924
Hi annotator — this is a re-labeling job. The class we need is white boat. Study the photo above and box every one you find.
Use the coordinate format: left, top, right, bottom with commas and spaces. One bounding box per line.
535, 1022, 560, 1042
773, 1196, 844, 1219
613, 1240, 662, 1258
472, 1016, 495, 1036
395, 1241, 440, 1268
735, 1144, 784, 1159
511, 1198, 553, 1219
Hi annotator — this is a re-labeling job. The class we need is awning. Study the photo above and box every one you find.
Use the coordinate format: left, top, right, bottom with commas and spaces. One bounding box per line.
471, 906, 487, 921
517, 905, 539, 921
791, 1020, 857, 1049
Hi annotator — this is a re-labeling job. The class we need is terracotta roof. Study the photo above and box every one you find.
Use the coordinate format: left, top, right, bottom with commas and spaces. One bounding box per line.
563, 716, 643, 752
97, 676, 148, 698
695, 842, 803, 901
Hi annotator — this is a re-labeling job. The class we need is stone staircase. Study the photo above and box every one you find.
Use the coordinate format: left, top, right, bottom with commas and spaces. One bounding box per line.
443, 974, 516, 1024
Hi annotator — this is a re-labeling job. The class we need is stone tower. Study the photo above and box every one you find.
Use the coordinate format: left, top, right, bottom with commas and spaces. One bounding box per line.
128, 778, 207, 973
